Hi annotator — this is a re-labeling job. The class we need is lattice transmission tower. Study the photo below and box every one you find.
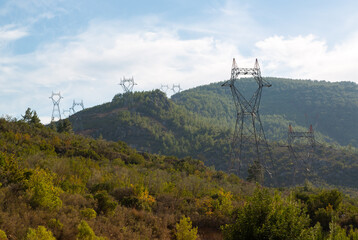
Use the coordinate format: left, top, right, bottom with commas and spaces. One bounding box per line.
70, 99, 84, 115
222, 58, 273, 182
49, 92, 63, 122
119, 77, 137, 93
160, 84, 170, 93
172, 84, 182, 93
287, 124, 316, 183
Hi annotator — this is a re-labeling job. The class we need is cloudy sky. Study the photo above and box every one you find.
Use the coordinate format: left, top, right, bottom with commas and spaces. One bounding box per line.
1, 0, 358, 123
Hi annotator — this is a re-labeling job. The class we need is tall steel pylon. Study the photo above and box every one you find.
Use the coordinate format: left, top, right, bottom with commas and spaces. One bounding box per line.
172, 84, 182, 93
160, 84, 170, 93
49, 92, 63, 122
222, 58, 273, 182
119, 77, 137, 93
70, 99, 84, 115
287, 124, 316, 184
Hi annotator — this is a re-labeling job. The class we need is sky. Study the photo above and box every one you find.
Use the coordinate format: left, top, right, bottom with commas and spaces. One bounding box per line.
1, 0, 358, 123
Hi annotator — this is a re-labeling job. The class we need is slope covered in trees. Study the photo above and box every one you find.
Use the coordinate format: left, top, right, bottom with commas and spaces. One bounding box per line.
70, 90, 358, 188
2, 116, 358, 239
172, 78, 358, 147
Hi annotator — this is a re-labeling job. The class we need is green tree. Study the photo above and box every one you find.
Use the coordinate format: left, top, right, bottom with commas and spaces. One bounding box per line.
0, 229, 7, 240
222, 188, 310, 240
77, 220, 107, 240
175, 216, 198, 240
247, 161, 264, 184
21, 108, 41, 125
30, 111, 41, 125
80, 208, 97, 220
27, 168, 63, 210
26, 226, 55, 240
57, 119, 73, 133
94, 191, 117, 215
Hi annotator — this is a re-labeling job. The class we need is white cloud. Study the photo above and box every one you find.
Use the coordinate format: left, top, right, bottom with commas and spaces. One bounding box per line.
1, 20, 245, 123
3, 14, 358, 124
255, 34, 358, 82
0, 25, 28, 42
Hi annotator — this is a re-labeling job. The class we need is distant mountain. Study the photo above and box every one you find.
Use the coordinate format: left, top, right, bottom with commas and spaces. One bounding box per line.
69, 88, 358, 188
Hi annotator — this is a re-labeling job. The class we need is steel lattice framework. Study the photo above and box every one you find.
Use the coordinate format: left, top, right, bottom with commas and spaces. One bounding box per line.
49, 92, 63, 122
222, 58, 273, 181
119, 77, 137, 93
70, 99, 85, 115
171, 84, 182, 93
160, 84, 169, 93
287, 124, 316, 181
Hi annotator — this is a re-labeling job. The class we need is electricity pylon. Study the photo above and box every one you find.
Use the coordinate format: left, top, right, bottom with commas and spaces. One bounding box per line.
70, 99, 84, 115
119, 77, 137, 93
287, 124, 316, 184
172, 84, 182, 93
49, 92, 63, 122
222, 58, 273, 183
160, 84, 170, 93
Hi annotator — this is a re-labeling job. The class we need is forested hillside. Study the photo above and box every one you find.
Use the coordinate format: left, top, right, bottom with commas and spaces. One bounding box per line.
2, 116, 358, 239
69, 90, 358, 189
172, 78, 358, 147
71, 90, 232, 170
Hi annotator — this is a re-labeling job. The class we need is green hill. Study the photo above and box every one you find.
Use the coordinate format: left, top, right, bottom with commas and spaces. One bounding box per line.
71, 90, 232, 170
172, 78, 358, 146
69, 89, 358, 189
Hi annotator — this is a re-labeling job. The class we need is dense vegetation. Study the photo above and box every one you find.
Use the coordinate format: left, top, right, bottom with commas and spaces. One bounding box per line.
1, 116, 358, 239
172, 78, 358, 146
70, 90, 358, 188
71, 90, 232, 170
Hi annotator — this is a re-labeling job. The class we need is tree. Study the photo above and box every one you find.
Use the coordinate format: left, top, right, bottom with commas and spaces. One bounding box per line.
247, 161, 264, 184
22, 108, 33, 123
222, 188, 310, 240
57, 119, 73, 133
77, 220, 107, 240
0, 229, 7, 240
30, 111, 41, 125
26, 226, 55, 240
27, 168, 63, 210
21, 108, 41, 126
175, 216, 198, 240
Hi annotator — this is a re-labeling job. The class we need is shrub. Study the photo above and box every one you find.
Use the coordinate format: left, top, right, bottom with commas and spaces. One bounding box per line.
26, 226, 55, 240
222, 188, 310, 240
80, 208, 97, 220
77, 220, 107, 240
27, 168, 63, 210
0, 229, 7, 240
94, 191, 117, 215
175, 216, 198, 240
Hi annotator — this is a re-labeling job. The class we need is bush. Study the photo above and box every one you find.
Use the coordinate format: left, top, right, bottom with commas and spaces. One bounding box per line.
175, 216, 198, 240
80, 208, 97, 220
27, 168, 63, 210
26, 226, 55, 240
0, 229, 7, 240
222, 188, 310, 240
94, 191, 117, 215
77, 220, 107, 240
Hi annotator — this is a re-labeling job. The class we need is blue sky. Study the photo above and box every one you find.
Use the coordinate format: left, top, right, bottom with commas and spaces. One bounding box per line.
1, 0, 358, 123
